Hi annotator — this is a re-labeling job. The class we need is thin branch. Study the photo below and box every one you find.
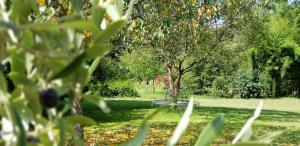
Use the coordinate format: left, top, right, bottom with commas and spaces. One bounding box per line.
182, 26, 227, 74
0, 0, 18, 43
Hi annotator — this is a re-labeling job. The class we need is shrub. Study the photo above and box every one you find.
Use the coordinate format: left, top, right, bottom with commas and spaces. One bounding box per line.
88, 80, 140, 97
213, 76, 227, 91
260, 73, 273, 97
235, 73, 264, 99
88, 83, 116, 97
91, 57, 128, 83
240, 82, 264, 99
108, 80, 140, 97
212, 76, 237, 98
212, 76, 229, 96
178, 86, 192, 99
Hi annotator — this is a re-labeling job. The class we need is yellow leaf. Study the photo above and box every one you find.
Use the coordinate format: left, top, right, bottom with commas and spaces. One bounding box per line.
192, 0, 196, 6
195, 10, 202, 21
206, 8, 212, 18
38, 0, 45, 6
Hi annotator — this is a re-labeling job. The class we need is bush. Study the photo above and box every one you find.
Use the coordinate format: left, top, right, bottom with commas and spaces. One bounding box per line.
212, 76, 237, 97
212, 76, 229, 96
240, 82, 264, 99
178, 86, 192, 99
89, 80, 140, 97
91, 57, 128, 83
235, 73, 264, 99
189, 77, 210, 95
213, 76, 227, 91
260, 73, 273, 97
108, 80, 140, 97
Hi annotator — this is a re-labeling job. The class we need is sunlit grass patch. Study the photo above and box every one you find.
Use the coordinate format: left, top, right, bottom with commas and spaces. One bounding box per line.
83, 98, 300, 145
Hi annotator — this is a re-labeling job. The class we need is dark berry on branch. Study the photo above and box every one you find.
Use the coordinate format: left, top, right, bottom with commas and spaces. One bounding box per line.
39, 88, 59, 108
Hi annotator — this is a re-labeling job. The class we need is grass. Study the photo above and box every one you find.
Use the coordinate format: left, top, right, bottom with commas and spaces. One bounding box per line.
82, 98, 300, 145
196, 98, 300, 113
134, 82, 166, 99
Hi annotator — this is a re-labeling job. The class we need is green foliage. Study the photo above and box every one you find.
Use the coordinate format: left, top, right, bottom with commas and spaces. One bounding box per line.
230, 1, 300, 98
235, 73, 264, 99
125, 0, 255, 100
88, 80, 139, 97
250, 38, 300, 97
212, 76, 235, 97
213, 76, 228, 91
259, 73, 273, 97
91, 57, 127, 83
88, 56, 140, 97
0, 0, 136, 145
108, 80, 140, 97
191, 47, 242, 96
195, 114, 224, 146
177, 86, 192, 99
120, 48, 164, 82
1, 0, 297, 145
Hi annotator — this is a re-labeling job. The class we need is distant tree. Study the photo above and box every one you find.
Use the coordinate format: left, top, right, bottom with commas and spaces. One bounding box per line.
91, 57, 128, 83
126, 0, 257, 103
241, 1, 300, 97
121, 48, 164, 92
191, 46, 242, 95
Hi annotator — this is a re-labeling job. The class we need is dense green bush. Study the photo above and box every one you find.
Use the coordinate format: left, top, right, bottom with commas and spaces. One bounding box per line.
91, 57, 128, 83
212, 76, 229, 97
190, 79, 209, 95
260, 73, 274, 97
88, 83, 114, 97
88, 80, 139, 97
240, 82, 264, 99
213, 76, 227, 91
108, 80, 140, 97
189, 73, 214, 95
236, 73, 264, 99
88, 56, 140, 97
177, 86, 192, 99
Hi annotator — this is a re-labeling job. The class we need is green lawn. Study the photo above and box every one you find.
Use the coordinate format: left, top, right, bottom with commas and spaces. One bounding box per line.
82, 98, 300, 145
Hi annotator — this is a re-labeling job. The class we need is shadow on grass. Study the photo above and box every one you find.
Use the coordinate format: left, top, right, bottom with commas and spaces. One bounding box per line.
82, 100, 157, 122
194, 106, 300, 123
83, 99, 300, 145
83, 99, 300, 124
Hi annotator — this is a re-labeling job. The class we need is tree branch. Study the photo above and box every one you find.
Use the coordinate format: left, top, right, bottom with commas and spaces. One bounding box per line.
182, 26, 227, 74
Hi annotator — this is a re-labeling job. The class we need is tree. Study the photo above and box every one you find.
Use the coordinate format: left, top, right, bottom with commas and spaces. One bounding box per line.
0, 0, 136, 144
126, 0, 257, 103
191, 46, 242, 95
239, 1, 300, 97
91, 56, 128, 83
121, 47, 164, 92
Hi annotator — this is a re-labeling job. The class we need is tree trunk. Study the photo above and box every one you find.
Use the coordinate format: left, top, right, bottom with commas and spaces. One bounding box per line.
152, 80, 155, 93
71, 98, 84, 139
175, 73, 182, 98
166, 63, 184, 108
167, 66, 175, 103
145, 80, 150, 93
